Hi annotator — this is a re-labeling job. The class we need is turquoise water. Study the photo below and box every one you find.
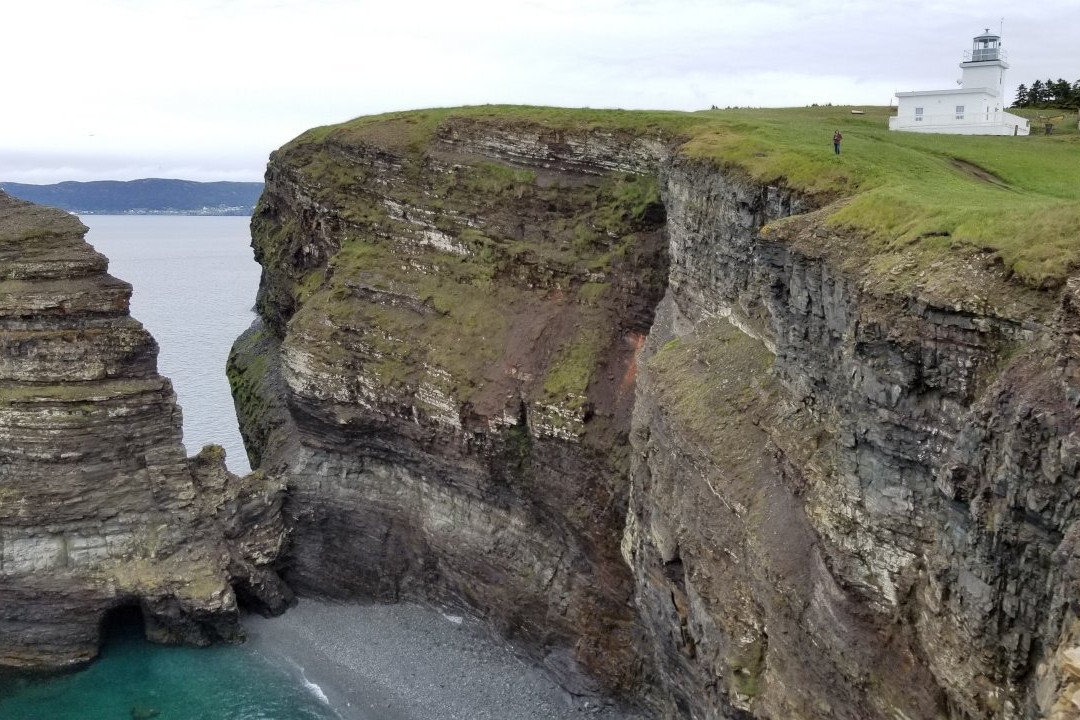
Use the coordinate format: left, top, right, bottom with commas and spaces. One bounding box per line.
0, 611, 339, 720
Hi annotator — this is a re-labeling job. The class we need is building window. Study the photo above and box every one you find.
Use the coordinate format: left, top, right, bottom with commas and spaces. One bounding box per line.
955, 105, 965, 120
915, 107, 923, 121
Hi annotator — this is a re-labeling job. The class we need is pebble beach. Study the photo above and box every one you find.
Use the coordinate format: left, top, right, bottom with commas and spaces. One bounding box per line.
244, 600, 645, 720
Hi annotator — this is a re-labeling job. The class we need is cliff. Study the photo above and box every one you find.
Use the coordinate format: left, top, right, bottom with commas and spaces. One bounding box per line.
231, 111, 672, 696
0, 191, 290, 670
230, 106, 1080, 718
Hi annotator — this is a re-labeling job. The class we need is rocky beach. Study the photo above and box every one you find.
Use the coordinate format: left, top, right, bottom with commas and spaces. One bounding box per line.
246, 600, 645, 720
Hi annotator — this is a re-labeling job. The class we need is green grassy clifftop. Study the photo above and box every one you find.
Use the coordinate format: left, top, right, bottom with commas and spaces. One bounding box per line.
285, 105, 1080, 290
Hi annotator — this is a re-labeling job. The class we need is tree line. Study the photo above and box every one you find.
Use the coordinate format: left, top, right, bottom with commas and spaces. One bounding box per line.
1012, 78, 1080, 108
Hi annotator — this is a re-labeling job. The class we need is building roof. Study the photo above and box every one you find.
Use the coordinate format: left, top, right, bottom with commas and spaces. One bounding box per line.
960, 58, 1010, 68
896, 87, 995, 98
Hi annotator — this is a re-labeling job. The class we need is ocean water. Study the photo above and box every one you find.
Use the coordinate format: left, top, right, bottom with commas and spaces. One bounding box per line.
0, 216, 338, 719
84, 215, 260, 474
0, 610, 339, 720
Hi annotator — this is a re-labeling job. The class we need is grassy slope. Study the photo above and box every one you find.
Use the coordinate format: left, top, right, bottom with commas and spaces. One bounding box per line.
689, 106, 1080, 288
290, 104, 1080, 290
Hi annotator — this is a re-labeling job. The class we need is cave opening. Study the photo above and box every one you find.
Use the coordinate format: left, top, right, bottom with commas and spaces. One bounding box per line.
98, 603, 147, 652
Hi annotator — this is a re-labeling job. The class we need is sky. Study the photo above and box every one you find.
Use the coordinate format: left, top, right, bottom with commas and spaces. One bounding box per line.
3, 0, 1078, 184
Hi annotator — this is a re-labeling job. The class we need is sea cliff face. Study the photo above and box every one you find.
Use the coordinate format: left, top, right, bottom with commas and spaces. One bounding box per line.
231, 109, 1080, 718
231, 115, 670, 695
624, 162, 1075, 719
0, 191, 290, 670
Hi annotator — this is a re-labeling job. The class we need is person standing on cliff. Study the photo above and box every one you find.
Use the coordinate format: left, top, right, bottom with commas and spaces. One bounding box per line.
833, 129, 843, 155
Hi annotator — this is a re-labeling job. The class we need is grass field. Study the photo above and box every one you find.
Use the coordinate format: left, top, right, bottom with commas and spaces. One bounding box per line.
291, 104, 1080, 289
680, 105, 1080, 288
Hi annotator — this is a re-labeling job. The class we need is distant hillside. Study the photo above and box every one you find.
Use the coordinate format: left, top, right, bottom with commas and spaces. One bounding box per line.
0, 179, 263, 215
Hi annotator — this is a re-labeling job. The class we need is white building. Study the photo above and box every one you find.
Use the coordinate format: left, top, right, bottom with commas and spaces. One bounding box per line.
890, 30, 1030, 136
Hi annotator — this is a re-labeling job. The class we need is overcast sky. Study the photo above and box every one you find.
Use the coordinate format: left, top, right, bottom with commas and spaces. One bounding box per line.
3, 0, 1077, 184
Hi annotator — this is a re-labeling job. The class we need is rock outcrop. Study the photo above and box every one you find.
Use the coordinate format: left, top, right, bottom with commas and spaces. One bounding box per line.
231, 109, 1080, 719
0, 191, 290, 670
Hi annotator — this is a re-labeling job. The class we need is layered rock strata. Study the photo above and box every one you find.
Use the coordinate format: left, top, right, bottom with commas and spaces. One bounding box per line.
0, 191, 290, 670
622, 164, 1074, 719
232, 111, 1080, 719
231, 115, 670, 695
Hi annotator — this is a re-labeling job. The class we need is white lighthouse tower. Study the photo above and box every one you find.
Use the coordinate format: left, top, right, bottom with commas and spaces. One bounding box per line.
889, 30, 1030, 135
961, 30, 1007, 94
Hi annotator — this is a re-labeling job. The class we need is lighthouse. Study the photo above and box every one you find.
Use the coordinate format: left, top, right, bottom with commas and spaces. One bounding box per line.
889, 30, 1030, 135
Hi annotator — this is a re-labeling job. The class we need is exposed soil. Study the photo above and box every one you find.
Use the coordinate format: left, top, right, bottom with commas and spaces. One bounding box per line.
949, 157, 1013, 190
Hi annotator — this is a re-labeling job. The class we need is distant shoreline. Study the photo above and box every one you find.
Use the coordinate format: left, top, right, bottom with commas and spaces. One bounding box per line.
72, 209, 255, 216
1, 178, 262, 216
